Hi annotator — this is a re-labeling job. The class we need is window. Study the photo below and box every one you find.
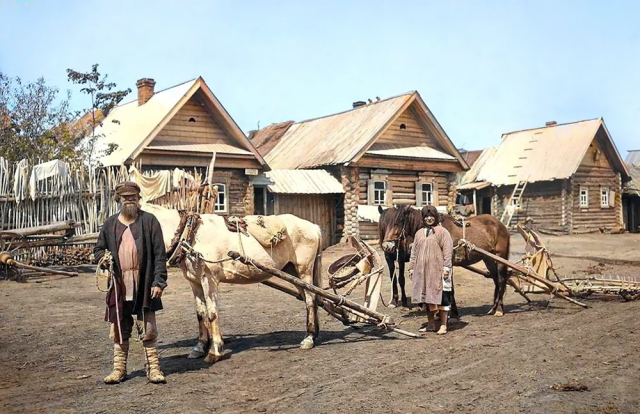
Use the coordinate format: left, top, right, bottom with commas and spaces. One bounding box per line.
213, 183, 227, 212
601, 187, 610, 208
579, 187, 588, 208
421, 183, 432, 205
373, 181, 386, 205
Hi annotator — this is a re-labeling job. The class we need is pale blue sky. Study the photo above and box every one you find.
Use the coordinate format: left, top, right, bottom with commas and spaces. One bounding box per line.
1, 0, 639, 155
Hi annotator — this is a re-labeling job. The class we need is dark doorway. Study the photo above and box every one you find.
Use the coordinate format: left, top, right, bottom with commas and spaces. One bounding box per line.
481, 197, 491, 215
254, 187, 266, 215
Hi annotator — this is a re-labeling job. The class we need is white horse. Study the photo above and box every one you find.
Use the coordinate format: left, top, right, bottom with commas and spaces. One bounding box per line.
141, 203, 323, 363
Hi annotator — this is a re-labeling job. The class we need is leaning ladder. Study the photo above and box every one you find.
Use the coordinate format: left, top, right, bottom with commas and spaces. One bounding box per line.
501, 181, 528, 226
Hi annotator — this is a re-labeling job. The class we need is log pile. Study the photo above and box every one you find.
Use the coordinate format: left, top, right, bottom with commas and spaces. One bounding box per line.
31, 247, 93, 267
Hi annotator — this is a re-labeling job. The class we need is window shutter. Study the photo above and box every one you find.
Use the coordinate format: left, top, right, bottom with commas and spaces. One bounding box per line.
415, 181, 423, 207
609, 189, 615, 207
385, 180, 393, 207
432, 180, 439, 206
367, 179, 374, 206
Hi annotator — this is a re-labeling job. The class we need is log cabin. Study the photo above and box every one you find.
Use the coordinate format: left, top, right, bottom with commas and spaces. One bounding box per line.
622, 150, 640, 233
250, 92, 469, 242
457, 119, 630, 233
91, 77, 268, 217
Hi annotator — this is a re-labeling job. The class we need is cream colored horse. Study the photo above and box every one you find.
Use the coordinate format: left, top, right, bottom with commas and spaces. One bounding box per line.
141, 203, 323, 363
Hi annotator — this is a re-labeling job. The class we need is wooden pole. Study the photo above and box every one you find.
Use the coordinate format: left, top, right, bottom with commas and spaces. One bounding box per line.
228, 251, 419, 338
8, 221, 78, 236
459, 243, 589, 308
462, 264, 532, 303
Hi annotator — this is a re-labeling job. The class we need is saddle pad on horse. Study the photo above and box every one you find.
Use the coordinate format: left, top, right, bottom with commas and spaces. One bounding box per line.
246, 215, 288, 247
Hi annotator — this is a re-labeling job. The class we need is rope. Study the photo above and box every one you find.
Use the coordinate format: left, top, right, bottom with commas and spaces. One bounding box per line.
95, 250, 122, 345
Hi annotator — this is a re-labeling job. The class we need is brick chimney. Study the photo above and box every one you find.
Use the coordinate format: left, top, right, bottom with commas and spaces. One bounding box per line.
545, 121, 557, 127
136, 78, 156, 106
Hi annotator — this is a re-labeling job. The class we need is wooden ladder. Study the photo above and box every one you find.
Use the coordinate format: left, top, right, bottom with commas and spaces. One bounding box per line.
501, 181, 527, 226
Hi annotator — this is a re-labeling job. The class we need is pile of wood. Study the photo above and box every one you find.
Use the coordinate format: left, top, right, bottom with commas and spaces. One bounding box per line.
31, 246, 94, 267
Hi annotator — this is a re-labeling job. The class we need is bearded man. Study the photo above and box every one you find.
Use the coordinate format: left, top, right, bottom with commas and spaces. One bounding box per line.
94, 181, 168, 384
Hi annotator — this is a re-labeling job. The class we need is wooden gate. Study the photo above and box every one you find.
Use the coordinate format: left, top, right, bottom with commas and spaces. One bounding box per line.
274, 194, 337, 249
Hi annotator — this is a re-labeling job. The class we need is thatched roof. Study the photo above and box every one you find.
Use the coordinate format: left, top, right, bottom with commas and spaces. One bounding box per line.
249, 121, 294, 156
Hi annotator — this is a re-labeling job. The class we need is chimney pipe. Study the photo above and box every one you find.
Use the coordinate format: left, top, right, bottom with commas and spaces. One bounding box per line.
352, 101, 366, 109
136, 78, 156, 106
545, 121, 557, 127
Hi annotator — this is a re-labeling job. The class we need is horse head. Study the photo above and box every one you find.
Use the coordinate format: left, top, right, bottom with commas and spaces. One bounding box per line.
378, 205, 422, 255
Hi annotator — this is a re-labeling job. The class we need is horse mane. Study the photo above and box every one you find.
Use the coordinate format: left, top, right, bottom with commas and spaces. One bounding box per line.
378, 205, 424, 241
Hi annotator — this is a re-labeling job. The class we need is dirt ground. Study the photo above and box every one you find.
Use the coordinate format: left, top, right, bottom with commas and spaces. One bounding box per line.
1, 233, 639, 414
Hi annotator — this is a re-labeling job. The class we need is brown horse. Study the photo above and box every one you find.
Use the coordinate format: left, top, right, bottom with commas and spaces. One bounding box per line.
378, 205, 511, 316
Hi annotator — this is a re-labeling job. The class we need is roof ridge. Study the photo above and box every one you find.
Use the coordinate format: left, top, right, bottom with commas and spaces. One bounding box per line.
291, 91, 416, 125
115, 78, 198, 107
501, 118, 601, 137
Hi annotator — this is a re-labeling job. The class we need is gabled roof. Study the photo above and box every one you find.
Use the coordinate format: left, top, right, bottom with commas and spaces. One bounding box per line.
470, 119, 629, 186
92, 77, 267, 168
626, 150, 640, 166
260, 92, 468, 170
623, 164, 640, 196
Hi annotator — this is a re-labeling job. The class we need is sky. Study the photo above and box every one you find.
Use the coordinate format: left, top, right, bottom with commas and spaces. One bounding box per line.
1, 0, 639, 156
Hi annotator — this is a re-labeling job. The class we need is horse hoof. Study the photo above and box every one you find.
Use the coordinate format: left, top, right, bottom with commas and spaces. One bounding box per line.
388, 303, 396, 309
486, 309, 496, 316
187, 349, 206, 359
494, 310, 504, 317
204, 350, 231, 364
299, 337, 315, 350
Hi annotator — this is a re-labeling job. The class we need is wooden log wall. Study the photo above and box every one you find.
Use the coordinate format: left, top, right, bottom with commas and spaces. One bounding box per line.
356, 168, 454, 240
570, 165, 620, 231
494, 181, 565, 230
357, 169, 451, 207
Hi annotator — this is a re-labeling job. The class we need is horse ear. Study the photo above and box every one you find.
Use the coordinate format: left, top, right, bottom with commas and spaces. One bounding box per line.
377, 205, 384, 214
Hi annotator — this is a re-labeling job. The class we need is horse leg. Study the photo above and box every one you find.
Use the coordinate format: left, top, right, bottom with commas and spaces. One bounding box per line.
200, 269, 226, 364
397, 260, 408, 307
385, 254, 399, 307
494, 263, 510, 317
297, 264, 318, 350
187, 280, 210, 359
484, 259, 499, 315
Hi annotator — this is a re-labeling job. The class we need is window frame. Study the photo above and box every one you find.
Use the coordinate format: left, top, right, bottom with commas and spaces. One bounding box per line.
211, 180, 229, 213
372, 181, 386, 206
579, 187, 589, 208
421, 182, 433, 206
600, 187, 610, 208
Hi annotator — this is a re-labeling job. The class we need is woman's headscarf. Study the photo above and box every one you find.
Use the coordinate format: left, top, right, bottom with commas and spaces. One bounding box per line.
421, 205, 440, 225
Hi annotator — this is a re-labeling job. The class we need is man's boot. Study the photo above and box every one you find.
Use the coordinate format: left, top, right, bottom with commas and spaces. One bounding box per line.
104, 341, 129, 384
143, 343, 166, 384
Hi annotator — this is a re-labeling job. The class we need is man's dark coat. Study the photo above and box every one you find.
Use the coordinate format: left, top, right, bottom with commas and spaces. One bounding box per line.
94, 210, 168, 322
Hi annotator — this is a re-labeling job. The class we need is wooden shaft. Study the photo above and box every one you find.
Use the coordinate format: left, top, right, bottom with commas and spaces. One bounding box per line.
461, 244, 588, 308
7, 221, 78, 236
228, 251, 392, 323
12, 262, 79, 277
462, 264, 532, 303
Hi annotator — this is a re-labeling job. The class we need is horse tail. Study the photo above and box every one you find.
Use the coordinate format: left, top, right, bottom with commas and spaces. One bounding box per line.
313, 225, 323, 289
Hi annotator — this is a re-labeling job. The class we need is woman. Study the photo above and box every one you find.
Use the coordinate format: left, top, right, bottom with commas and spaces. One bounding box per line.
408, 205, 454, 335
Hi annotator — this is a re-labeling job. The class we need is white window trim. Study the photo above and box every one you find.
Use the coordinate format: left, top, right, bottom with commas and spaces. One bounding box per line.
213, 183, 228, 213
373, 181, 386, 206
579, 187, 589, 208
600, 187, 610, 208
421, 183, 433, 206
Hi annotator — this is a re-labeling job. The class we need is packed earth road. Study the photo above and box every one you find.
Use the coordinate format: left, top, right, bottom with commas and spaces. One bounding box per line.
1, 233, 639, 413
